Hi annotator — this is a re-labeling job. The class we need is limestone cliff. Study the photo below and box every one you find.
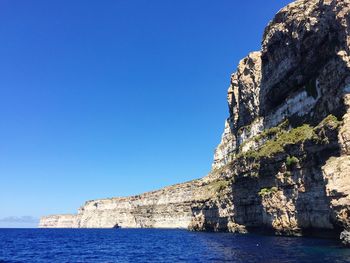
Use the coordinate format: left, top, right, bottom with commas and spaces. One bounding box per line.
39, 178, 223, 228
40, 0, 350, 246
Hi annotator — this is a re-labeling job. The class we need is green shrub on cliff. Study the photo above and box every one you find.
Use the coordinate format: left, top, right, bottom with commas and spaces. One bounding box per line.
286, 156, 299, 169
237, 115, 340, 161
215, 180, 229, 193
238, 124, 316, 158
206, 180, 230, 196
238, 120, 289, 152
253, 119, 289, 143
258, 187, 278, 197
316, 114, 342, 130
252, 124, 315, 158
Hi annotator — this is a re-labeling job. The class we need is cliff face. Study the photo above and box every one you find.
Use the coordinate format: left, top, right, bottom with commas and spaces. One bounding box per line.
196, 0, 350, 245
39, 178, 222, 229
40, 0, 350, 246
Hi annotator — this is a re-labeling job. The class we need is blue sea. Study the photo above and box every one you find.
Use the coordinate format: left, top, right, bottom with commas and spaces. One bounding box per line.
0, 229, 350, 263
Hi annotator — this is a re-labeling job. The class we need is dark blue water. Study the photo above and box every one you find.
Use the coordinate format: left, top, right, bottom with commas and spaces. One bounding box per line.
0, 229, 350, 263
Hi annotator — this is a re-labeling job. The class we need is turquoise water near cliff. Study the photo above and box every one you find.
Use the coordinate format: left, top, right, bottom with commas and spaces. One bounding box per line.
0, 229, 349, 262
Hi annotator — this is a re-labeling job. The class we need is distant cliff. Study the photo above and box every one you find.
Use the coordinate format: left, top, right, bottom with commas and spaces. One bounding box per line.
40, 180, 210, 229
40, 0, 350, 246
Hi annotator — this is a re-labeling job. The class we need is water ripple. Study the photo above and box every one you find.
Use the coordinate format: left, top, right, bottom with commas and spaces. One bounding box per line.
0, 229, 349, 263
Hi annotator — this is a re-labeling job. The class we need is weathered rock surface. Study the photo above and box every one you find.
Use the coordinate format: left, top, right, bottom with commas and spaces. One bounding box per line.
341, 230, 350, 247
39, 179, 222, 228
39, 214, 78, 228
196, 0, 350, 244
40, 0, 350, 246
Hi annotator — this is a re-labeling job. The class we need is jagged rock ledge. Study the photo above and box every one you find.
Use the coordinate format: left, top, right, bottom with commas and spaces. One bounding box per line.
40, 0, 350, 247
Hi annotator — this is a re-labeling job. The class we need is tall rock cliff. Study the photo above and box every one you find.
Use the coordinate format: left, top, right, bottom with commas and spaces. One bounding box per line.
40, 0, 350, 246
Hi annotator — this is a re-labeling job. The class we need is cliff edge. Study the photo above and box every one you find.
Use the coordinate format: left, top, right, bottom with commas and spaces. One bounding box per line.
40, 0, 350, 246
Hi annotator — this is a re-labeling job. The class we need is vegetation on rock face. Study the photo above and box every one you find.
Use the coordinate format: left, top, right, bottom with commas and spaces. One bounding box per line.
238, 124, 315, 159
205, 180, 230, 197
238, 123, 252, 136
258, 187, 278, 197
237, 115, 341, 160
284, 171, 292, 177
313, 114, 342, 144
238, 119, 289, 152
211, 163, 230, 176
257, 119, 289, 141
262, 124, 314, 155
316, 114, 342, 130
286, 156, 299, 169
214, 180, 230, 193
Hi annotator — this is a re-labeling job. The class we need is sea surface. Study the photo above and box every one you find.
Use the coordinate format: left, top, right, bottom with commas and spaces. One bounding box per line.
0, 228, 350, 263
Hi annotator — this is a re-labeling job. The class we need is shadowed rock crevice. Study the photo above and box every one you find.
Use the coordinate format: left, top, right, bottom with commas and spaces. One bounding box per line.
260, 0, 345, 116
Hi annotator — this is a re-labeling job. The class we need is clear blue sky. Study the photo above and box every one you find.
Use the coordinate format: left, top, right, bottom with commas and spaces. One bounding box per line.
0, 0, 291, 227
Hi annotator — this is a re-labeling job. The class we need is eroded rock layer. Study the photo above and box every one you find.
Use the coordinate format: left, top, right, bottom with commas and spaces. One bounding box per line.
39, 179, 221, 229
40, 0, 350, 246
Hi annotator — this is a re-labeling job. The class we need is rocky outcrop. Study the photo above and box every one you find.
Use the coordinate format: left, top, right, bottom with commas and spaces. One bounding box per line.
40, 0, 350, 246
213, 51, 262, 169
